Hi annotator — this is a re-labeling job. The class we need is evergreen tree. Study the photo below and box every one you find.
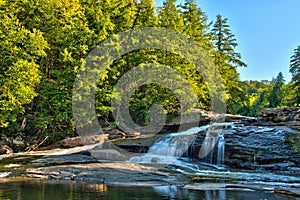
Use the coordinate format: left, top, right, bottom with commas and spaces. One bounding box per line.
134, 0, 158, 28
211, 14, 246, 68
267, 72, 285, 108
290, 45, 300, 105
159, 0, 184, 31
210, 14, 246, 114
179, 0, 212, 50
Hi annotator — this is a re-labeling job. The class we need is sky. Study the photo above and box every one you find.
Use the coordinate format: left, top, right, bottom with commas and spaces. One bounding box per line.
155, 0, 300, 82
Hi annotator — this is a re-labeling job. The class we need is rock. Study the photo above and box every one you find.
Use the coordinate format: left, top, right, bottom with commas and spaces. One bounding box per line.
0, 145, 13, 155
259, 107, 300, 130
26, 162, 175, 186
61, 137, 83, 148
90, 142, 130, 161
90, 149, 124, 161
107, 129, 126, 140
190, 125, 300, 171
274, 187, 300, 197
62, 134, 108, 148
31, 154, 98, 165
126, 131, 141, 138
256, 162, 295, 170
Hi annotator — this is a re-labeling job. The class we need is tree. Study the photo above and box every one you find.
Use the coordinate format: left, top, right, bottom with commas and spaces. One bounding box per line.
179, 0, 212, 50
159, 0, 184, 31
134, 0, 158, 28
210, 14, 247, 114
267, 72, 285, 108
290, 45, 300, 105
0, 5, 48, 127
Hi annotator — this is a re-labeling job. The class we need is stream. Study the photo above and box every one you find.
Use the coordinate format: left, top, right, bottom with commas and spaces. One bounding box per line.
0, 180, 297, 200
0, 123, 299, 199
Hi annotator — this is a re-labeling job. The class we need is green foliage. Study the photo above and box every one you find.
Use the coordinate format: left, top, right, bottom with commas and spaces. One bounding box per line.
0, 0, 259, 139
290, 45, 300, 105
0, 5, 48, 127
210, 14, 247, 114
267, 72, 285, 108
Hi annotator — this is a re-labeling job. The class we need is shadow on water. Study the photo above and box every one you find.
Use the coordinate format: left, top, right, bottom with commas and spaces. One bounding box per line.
0, 180, 297, 200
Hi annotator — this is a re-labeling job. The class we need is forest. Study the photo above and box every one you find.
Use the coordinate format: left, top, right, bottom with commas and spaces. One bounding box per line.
0, 0, 300, 140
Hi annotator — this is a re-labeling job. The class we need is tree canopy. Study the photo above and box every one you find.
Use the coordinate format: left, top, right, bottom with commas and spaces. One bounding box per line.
0, 0, 298, 140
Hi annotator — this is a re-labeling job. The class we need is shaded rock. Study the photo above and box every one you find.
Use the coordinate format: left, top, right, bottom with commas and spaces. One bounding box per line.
31, 154, 98, 165
0, 145, 12, 155
274, 187, 300, 197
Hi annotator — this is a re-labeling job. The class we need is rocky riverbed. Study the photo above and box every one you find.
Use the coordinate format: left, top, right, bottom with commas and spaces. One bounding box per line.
1, 118, 300, 197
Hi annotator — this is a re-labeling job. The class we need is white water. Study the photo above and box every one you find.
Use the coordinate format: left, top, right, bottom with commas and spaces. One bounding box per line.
217, 134, 225, 166
198, 123, 228, 166
129, 125, 210, 164
0, 172, 11, 178
129, 124, 226, 167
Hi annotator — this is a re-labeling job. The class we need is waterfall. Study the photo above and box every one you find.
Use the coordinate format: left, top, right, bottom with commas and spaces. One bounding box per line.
217, 134, 225, 166
128, 124, 226, 166
129, 125, 210, 164
198, 123, 228, 166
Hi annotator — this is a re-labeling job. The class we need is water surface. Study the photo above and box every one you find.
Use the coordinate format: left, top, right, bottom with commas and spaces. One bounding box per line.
0, 180, 297, 200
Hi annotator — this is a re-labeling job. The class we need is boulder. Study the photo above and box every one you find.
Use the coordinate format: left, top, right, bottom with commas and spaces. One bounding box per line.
107, 129, 126, 140
61, 134, 108, 148
259, 107, 300, 130
190, 125, 300, 172
61, 137, 83, 148
0, 145, 13, 155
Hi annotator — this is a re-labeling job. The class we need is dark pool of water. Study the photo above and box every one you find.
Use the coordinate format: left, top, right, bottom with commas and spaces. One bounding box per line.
0, 180, 297, 200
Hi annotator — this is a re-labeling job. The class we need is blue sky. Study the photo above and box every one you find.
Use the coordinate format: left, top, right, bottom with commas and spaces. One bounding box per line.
155, 0, 300, 82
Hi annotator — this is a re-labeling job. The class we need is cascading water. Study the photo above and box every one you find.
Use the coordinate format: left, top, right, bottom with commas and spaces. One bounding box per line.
129, 125, 210, 164
217, 134, 225, 166
129, 123, 227, 167
197, 123, 229, 166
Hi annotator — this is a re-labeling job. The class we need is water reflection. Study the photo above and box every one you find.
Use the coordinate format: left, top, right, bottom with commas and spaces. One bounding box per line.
86, 183, 108, 195
0, 181, 296, 200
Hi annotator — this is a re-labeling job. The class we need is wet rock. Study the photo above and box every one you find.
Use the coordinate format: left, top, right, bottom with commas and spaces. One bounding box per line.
190, 125, 300, 171
256, 162, 295, 170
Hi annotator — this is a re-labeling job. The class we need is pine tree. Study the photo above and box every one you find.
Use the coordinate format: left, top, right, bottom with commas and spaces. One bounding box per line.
179, 0, 212, 50
267, 72, 285, 108
290, 45, 300, 105
210, 14, 246, 114
159, 0, 184, 31
211, 14, 246, 68
134, 0, 158, 28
